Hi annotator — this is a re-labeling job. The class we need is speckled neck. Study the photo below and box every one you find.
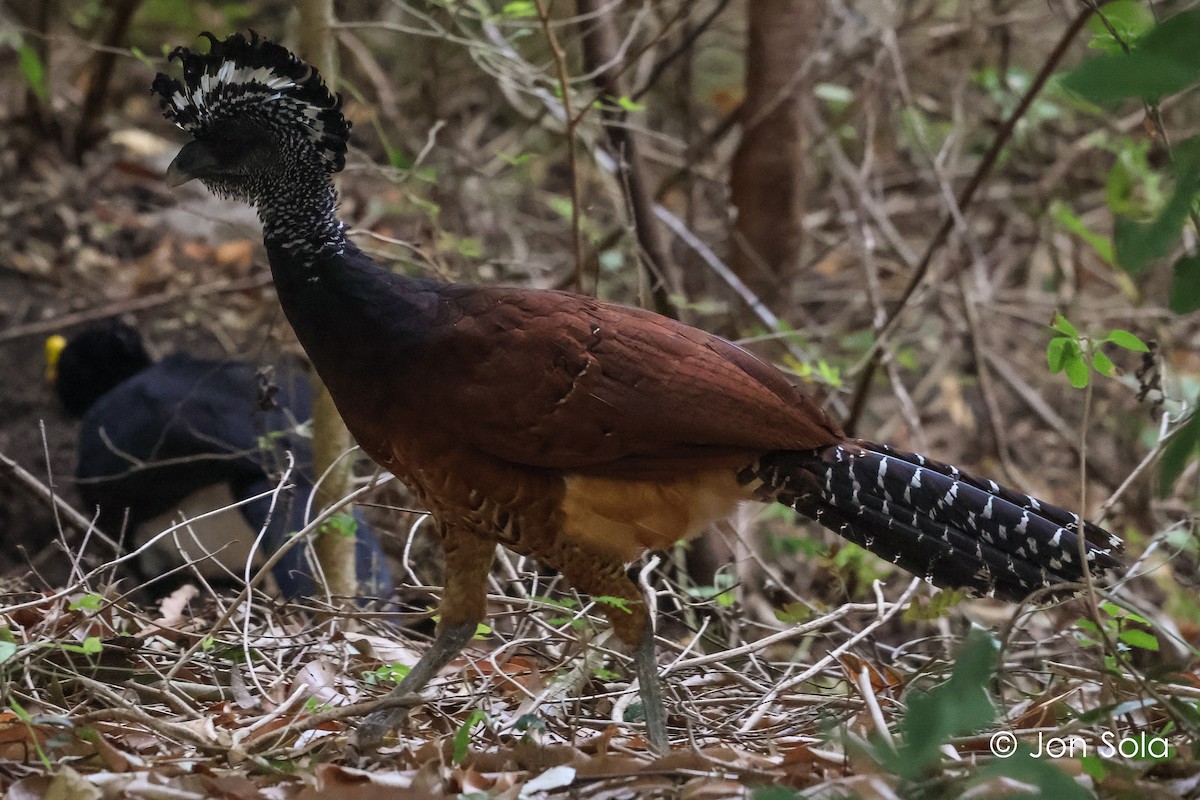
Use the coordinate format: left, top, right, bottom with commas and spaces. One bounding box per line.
259, 180, 350, 266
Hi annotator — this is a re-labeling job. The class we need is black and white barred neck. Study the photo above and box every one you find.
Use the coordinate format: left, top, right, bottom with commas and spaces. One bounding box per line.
151, 31, 352, 261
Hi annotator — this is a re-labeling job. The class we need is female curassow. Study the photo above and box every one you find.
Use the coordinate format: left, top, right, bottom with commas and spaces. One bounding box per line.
152, 32, 1122, 751
48, 322, 392, 600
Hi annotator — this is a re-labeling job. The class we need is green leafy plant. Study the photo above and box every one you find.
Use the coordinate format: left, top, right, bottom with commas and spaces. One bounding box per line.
67, 594, 103, 612
857, 628, 1094, 797
1084, 0, 1155, 55
539, 596, 587, 629
364, 664, 412, 685
1046, 313, 1148, 389
683, 571, 738, 608
319, 512, 359, 538
9, 700, 51, 768
1074, 601, 1160, 674
593, 595, 633, 615
875, 627, 1000, 779
1063, 7, 1200, 103
453, 709, 489, 764
0, 629, 17, 666
59, 637, 103, 656
1161, 407, 1200, 492
17, 44, 49, 103
1062, 6, 1200, 311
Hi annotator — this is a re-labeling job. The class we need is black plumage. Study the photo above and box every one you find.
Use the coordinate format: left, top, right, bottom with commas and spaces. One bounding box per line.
751, 442, 1122, 599
53, 323, 392, 599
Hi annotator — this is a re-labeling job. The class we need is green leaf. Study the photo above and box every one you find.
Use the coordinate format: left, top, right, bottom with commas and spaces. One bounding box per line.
615, 95, 644, 112
1092, 350, 1116, 376
1080, 754, 1108, 781
1051, 312, 1079, 337
899, 106, 951, 155
453, 709, 487, 764
1047, 336, 1075, 372
1106, 137, 1164, 217
546, 195, 575, 222
753, 788, 803, 800
1062, 8, 1200, 103
1119, 629, 1160, 651
973, 747, 1093, 800
498, 151, 530, 167
1100, 600, 1147, 622
884, 628, 999, 779
0, 641, 17, 665
365, 664, 411, 685
1170, 253, 1200, 313
1160, 411, 1200, 492
1113, 137, 1200, 274
17, 44, 49, 103
501, 1, 536, 17
1086, 0, 1155, 54
69, 594, 103, 612
320, 512, 358, 538
1050, 201, 1114, 264
384, 143, 411, 170
1065, 356, 1091, 388
1105, 329, 1150, 352
774, 602, 814, 624
593, 596, 632, 614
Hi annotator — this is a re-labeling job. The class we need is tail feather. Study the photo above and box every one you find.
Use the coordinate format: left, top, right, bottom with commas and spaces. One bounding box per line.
750, 440, 1122, 601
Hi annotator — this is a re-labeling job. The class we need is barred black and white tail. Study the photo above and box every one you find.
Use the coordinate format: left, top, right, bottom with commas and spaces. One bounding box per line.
747, 441, 1122, 601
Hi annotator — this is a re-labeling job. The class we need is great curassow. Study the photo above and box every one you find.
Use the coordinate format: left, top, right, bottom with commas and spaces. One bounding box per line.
152, 32, 1122, 751
48, 322, 392, 600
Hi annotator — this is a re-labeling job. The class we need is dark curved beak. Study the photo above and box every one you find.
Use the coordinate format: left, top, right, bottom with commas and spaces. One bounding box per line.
165, 140, 220, 187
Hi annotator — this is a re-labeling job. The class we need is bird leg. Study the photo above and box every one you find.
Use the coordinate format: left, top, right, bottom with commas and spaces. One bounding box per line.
554, 545, 670, 753
633, 615, 669, 754
352, 527, 495, 750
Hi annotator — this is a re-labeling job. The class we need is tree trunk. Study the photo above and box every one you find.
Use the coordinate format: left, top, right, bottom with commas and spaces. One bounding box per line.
729, 0, 820, 305
575, 0, 678, 317
297, 0, 359, 605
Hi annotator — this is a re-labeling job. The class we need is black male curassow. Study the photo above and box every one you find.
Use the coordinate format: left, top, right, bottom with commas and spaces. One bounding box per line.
152, 32, 1121, 751
48, 322, 393, 600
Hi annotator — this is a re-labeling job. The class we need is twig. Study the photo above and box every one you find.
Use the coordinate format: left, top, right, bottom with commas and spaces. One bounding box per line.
738, 578, 921, 732
160, 474, 392, 686
577, 0, 678, 313
71, 0, 142, 158
631, 0, 733, 101
0, 273, 273, 344
666, 600, 893, 673
956, 272, 1019, 482
0, 448, 116, 549
534, 0, 586, 292
1099, 410, 1182, 521
843, 6, 1097, 434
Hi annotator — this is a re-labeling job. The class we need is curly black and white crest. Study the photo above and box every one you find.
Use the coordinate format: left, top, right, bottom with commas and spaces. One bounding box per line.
151, 31, 350, 173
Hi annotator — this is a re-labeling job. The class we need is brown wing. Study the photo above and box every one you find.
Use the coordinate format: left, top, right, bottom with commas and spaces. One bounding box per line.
409, 286, 842, 476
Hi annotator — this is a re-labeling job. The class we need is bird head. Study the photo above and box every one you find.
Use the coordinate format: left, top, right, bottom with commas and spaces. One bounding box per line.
151, 32, 350, 208
51, 323, 153, 416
